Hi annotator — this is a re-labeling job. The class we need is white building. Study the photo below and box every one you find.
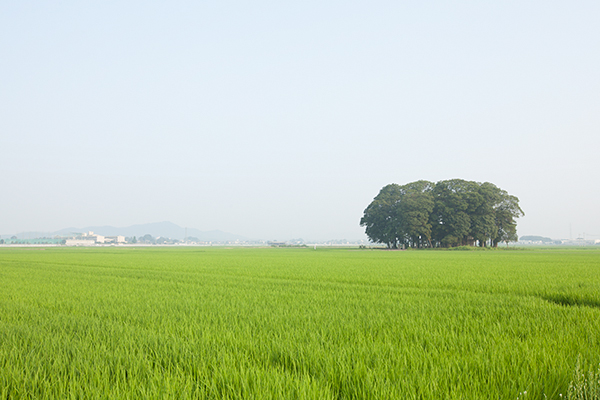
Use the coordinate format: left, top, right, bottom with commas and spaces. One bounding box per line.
66, 232, 125, 246
65, 239, 96, 246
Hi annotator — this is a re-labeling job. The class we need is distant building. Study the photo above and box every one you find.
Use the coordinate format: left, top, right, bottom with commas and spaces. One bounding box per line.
65, 239, 96, 246
107, 235, 126, 244
65, 232, 125, 246
1, 231, 126, 246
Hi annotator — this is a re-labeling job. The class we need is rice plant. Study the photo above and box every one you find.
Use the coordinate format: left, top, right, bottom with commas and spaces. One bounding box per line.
0, 247, 599, 399
567, 359, 600, 400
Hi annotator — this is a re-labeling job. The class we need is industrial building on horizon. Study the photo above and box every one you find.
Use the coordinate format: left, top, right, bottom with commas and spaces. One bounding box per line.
64, 231, 125, 246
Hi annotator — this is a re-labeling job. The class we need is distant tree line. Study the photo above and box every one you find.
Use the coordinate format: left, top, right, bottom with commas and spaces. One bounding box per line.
360, 179, 524, 249
131, 234, 200, 244
135, 234, 177, 244
519, 236, 553, 243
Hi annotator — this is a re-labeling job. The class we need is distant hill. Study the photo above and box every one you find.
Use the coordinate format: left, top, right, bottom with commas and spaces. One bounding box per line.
39, 221, 248, 242
520, 235, 554, 242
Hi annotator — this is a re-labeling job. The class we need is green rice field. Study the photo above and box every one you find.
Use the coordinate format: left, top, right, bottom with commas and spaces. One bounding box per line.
1, 247, 599, 399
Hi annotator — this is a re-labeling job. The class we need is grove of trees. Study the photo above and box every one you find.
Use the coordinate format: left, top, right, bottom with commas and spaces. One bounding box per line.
360, 179, 524, 249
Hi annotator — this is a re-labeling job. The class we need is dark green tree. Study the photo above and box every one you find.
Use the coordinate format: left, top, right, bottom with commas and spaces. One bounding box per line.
363, 179, 523, 248
360, 181, 434, 248
360, 184, 403, 248
470, 182, 502, 247
397, 180, 434, 248
492, 191, 524, 247
430, 179, 476, 247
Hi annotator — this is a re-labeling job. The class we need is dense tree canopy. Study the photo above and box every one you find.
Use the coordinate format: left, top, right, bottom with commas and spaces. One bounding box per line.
360, 179, 524, 248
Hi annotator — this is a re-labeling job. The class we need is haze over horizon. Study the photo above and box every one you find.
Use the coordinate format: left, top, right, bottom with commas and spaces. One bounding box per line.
2, 2, 599, 242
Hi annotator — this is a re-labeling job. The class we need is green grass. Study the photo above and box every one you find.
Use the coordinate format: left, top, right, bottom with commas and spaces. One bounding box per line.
0, 247, 599, 399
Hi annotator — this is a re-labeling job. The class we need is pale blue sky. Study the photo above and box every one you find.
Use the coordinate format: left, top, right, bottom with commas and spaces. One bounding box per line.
1, 1, 599, 240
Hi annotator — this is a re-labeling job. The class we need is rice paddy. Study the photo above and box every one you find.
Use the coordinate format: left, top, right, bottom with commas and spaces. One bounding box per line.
0, 246, 599, 399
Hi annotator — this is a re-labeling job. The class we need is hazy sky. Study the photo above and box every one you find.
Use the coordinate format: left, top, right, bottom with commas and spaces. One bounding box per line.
1, 1, 599, 241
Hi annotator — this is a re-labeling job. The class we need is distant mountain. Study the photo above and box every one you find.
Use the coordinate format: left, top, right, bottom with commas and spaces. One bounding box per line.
51, 221, 249, 242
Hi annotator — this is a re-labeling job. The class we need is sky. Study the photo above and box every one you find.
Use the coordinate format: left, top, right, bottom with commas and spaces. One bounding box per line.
1, 1, 599, 241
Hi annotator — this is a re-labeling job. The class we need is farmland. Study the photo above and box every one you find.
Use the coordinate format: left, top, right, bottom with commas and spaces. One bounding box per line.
1, 247, 599, 399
